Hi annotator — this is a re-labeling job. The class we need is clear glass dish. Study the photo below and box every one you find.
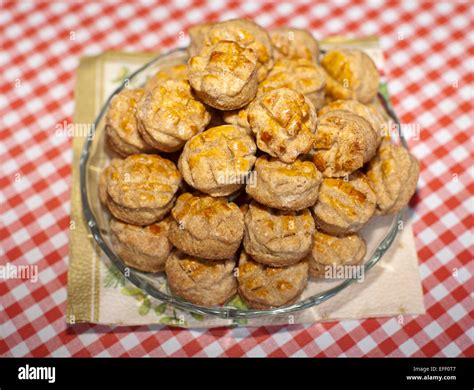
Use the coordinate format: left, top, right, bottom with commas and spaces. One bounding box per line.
80, 48, 406, 319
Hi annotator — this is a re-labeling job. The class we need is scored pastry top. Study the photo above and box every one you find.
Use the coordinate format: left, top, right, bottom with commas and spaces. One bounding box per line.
178, 124, 257, 197
248, 87, 317, 163
105, 154, 181, 210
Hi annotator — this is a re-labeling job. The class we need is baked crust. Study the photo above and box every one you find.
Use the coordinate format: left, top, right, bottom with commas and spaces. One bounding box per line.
105, 88, 154, 157
312, 110, 379, 177
321, 49, 379, 103
243, 201, 315, 266
260, 58, 326, 110
270, 27, 319, 62
178, 125, 257, 197
168, 193, 244, 260
136, 79, 211, 152
144, 63, 188, 92
188, 40, 259, 110
312, 172, 376, 235
367, 98, 392, 139
110, 217, 173, 272
366, 140, 419, 214
306, 231, 366, 278
187, 22, 214, 58
194, 19, 274, 82
165, 250, 237, 306
246, 155, 322, 210
222, 106, 251, 130
318, 99, 385, 146
237, 251, 308, 309
100, 154, 181, 225
248, 88, 317, 163
223, 58, 326, 130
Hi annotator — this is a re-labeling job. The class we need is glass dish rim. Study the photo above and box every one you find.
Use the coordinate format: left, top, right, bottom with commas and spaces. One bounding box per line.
79, 47, 407, 320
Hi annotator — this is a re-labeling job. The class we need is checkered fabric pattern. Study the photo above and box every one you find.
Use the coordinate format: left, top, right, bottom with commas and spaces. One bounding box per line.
1, 0, 472, 357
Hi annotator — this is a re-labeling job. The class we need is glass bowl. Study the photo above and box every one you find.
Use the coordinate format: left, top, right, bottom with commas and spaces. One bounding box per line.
80, 48, 406, 319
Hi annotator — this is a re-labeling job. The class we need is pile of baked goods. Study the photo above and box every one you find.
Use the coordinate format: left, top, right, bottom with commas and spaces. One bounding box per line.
99, 19, 419, 309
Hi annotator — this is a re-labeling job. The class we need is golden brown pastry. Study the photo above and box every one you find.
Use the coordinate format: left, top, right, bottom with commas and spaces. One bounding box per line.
246, 156, 322, 210
270, 27, 319, 62
168, 193, 244, 260
306, 231, 366, 278
259, 58, 326, 110
237, 251, 308, 309
367, 98, 392, 139
136, 79, 211, 152
248, 88, 317, 163
188, 40, 259, 110
110, 217, 173, 273
165, 250, 237, 306
321, 49, 379, 103
312, 172, 376, 235
223, 59, 326, 130
187, 22, 214, 58
144, 63, 188, 92
318, 99, 386, 145
312, 110, 378, 177
100, 154, 181, 225
192, 19, 274, 82
243, 201, 315, 267
187, 18, 274, 110
178, 125, 257, 197
105, 88, 153, 157
366, 140, 419, 214
222, 106, 251, 130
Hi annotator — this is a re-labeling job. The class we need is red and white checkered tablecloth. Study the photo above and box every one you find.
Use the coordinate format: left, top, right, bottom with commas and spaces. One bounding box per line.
1, 0, 472, 357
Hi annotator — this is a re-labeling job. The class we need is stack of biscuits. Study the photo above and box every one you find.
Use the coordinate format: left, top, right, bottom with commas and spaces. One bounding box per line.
99, 19, 420, 309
